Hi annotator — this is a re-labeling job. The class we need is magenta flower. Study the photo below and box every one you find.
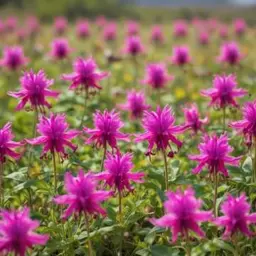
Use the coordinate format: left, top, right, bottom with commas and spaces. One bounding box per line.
62, 57, 109, 93
122, 36, 145, 57
218, 24, 229, 39
26, 113, 80, 159
49, 38, 72, 60
0, 208, 49, 256
17, 28, 27, 43
215, 194, 256, 238
207, 18, 218, 32
8, 69, 59, 112
84, 110, 129, 151
103, 22, 117, 42
141, 63, 174, 89
217, 42, 243, 65
151, 187, 212, 242
54, 16, 67, 35
135, 105, 186, 157
95, 15, 107, 28
0, 46, 28, 71
201, 74, 247, 108
198, 31, 209, 45
189, 133, 241, 176
54, 170, 111, 219
233, 18, 246, 37
126, 20, 140, 36
170, 46, 191, 67
25, 16, 40, 36
96, 153, 144, 192
0, 122, 23, 164
0, 20, 5, 35
151, 25, 164, 44
183, 104, 208, 134
173, 20, 188, 38
230, 100, 256, 147
119, 90, 150, 119
5, 16, 17, 32
76, 19, 90, 39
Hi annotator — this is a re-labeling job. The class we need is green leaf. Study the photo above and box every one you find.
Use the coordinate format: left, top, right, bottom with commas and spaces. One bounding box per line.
151, 245, 180, 256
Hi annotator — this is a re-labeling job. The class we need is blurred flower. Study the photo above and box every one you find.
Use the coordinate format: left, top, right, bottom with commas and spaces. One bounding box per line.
151, 25, 164, 44
170, 46, 191, 67
95, 15, 107, 28
173, 20, 188, 38
54, 16, 68, 35
0, 20, 5, 35
103, 22, 117, 42
189, 133, 241, 176
119, 90, 150, 119
198, 31, 209, 45
26, 113, 79, 159
233, 18, 247, 37
207, 18, 218, 32
54, 170, 111, 219
0, 122, 23, 163
218, 24, 229, 39
8, 69, 59, 112
126, 20, 140, 36
25, 16, 40, 36
151, 187, 212, 242
49, 38, 72, 60
84, 110, 129, 151
201, 74, 247, 108
217, 41, 243, 65
215, 194, 256, 238
183, 104, 208, 134
17, 28, 27, 44
5, 16, 17, 32
76, 19, 90, 39
96, 152, 144, 192
62, 57, 109, 93
135, 105, 186, 157
0, 46, 28, 71
122, 36, 145, 57
230, 100, 256, 147
0, 208, 49, 256
141, 63, 174, 89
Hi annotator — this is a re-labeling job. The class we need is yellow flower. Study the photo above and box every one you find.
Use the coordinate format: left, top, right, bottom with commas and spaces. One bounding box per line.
30, 162, 41, 178
124, 73, 133, 83
191, 92, 199, 101
175, 88, 186, 99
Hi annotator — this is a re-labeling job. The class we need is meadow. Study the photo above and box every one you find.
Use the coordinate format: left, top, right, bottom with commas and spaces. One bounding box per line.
0, 15, 255, 256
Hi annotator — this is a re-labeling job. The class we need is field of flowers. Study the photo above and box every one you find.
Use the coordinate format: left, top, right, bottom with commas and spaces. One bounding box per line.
0, 15, 255, 256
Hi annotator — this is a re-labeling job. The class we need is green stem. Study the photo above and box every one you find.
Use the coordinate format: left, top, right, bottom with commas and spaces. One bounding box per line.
85, 213, 93, 256
213, 170, 218, 217
185, 232, 191, 256
118, 190, 123, 256
79, 88, 88, 129
162, 150, 169, 191
52, 151, 57, 194
100, 146, 107, 172
222, 106, 226, 133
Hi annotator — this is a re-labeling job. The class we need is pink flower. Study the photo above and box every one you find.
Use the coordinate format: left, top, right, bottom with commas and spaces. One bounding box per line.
5, 16, 17, 32
54, 170, 111, 219
151, 187, 212, 242
173, 20, 188, 38
0, 208, 49, 256
84, 110, 129, 151
25, 16, 40, 36
219, 24, 229, 39
217, 42, 243, 65
96, 152, 144, 192
170, 46, 191, 67
0, 46, 28, 71
189, 134, 241, 176
103, 22, 117, 42
122, 36, 145, 57
201, 74, 247, 108
126, 20, 140, 36
207, 18, 218, 32
17, 28, 27, 43
230, 101, 256, 147
135, 105, 186, 157
233, 18, 246, 37
198, 31, 209, 45
183, 104, 208, 134
54, 16, 67, 35
95, 15, 107, 28
0, 123, 23, 163
151, 25, 164, 44
49, 38, 72, 60
8, 69, 59, 112
141, 63, 174, 89
119, 90, 150, 119
0, 20, 5, 35
26, 113, 80, 159
76, 19, 90, 39
215, 194, 256, 238
62, 57, 109, 93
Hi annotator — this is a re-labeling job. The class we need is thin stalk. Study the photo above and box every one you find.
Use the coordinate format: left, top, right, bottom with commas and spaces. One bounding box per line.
79, 88, 88, 129
162, 150, 169, 191
118, 189, 123, 256
100, 146, 107, 172
52, 151, 57, 194
213, 170, 218, 217
0, 162, 3, 205
253, 137, 256, 182
222, 106, 226, 133
185, 232, 191, 256
85, 213, 93, 256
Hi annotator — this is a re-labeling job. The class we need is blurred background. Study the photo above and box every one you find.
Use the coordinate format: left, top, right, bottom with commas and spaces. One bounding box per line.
0, 0, 256, 23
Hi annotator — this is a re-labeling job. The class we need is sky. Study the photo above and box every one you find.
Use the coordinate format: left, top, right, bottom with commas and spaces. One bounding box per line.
232, 0, 256, 4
